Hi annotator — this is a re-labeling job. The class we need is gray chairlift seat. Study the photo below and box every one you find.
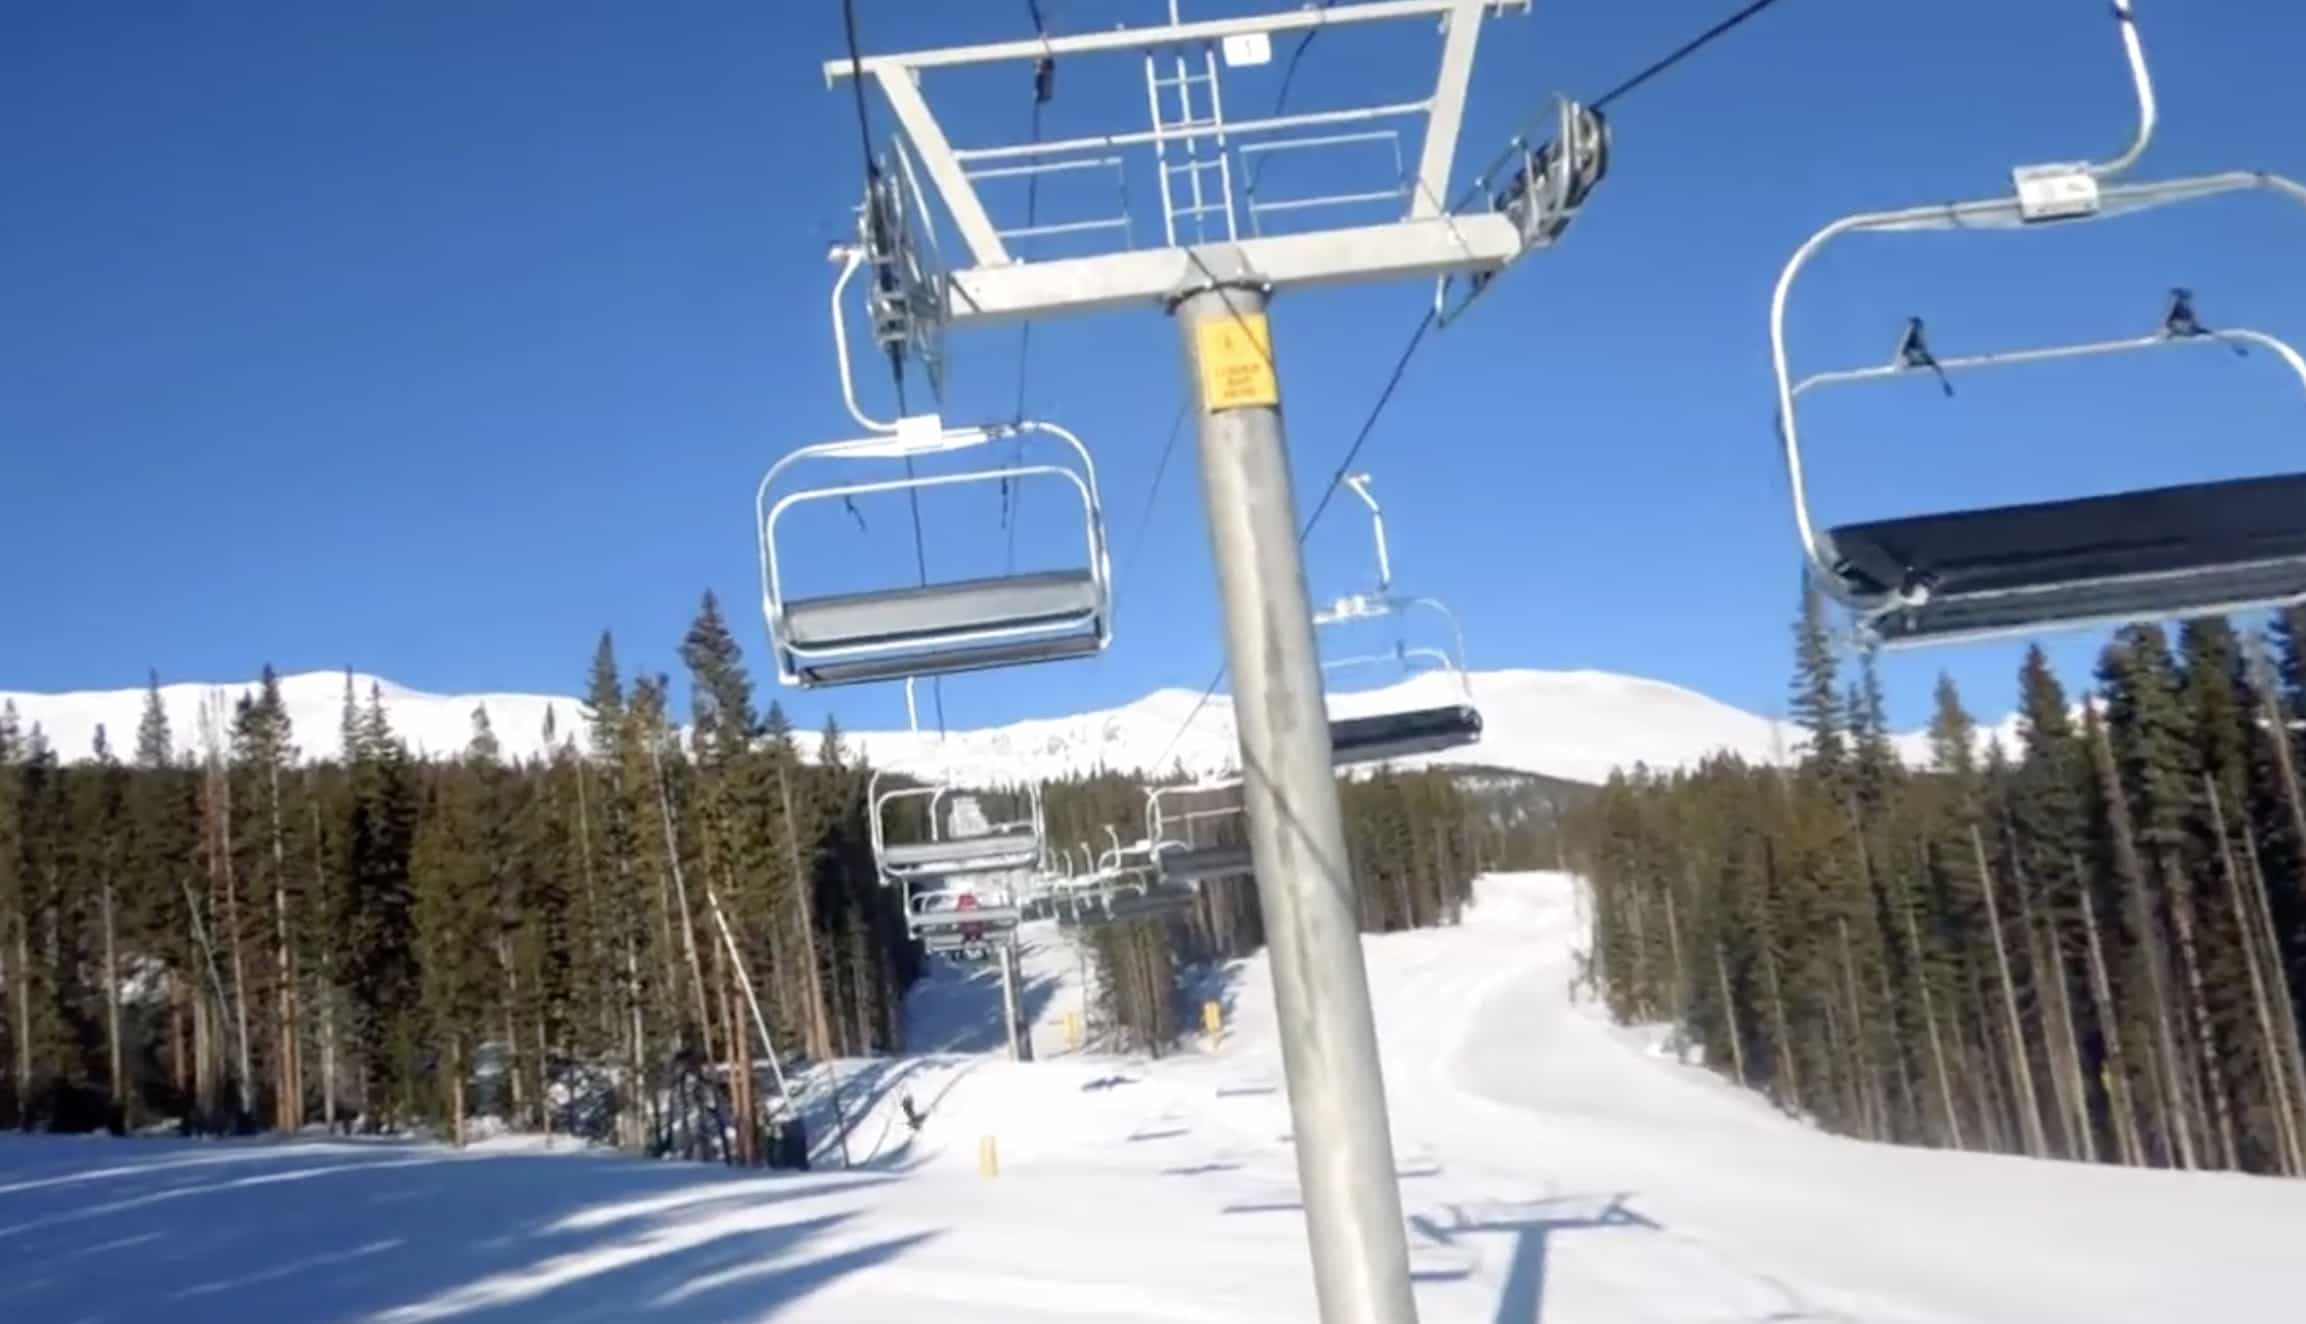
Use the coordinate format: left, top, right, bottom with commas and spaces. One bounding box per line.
781, 570, 1105, 685
921, 930, 1008, 958
1103, 886, 1198, 921
1821, 472, 2306, 644
908, 896, 1023, 935
759, 419, 1113, 689
1329, 705, 1484, 767
1156, 842, 1254, 884
879, 829, 1044, 877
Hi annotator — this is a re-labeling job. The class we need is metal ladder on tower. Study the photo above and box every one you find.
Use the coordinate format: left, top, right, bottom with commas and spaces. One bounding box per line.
1143, 26, 1238, 246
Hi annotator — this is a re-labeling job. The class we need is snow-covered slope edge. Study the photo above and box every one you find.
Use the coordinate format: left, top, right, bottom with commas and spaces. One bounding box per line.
0, 667, 2007, 786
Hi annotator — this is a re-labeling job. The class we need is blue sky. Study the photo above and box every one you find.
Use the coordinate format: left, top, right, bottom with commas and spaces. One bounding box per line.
6, 0, 2305, 746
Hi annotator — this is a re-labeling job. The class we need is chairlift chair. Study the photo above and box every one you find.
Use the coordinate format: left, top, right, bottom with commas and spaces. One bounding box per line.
1788, 297, 2306, 647
758, 416, 1115, 687
1099, 826, 1200, 918
1768, 0, 2306, 649
1145, 780, 1255, 884
868, 769, 1041, 936
756, 246, 1115, 689
1312, 473, 1484, 765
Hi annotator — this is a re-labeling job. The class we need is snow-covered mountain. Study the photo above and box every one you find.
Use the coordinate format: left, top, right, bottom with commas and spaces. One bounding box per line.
0, 667, 2009, 785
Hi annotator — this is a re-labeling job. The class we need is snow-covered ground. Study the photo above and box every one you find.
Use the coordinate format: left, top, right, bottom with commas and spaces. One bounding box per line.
5, 873, 2299, 1322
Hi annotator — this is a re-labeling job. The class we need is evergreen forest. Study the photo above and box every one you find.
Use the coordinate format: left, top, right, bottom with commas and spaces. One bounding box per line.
0, 591, 1548, 1164
1573, 595, 2306, 1178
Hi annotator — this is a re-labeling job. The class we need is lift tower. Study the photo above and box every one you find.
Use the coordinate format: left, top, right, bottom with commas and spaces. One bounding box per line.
810, 6, 1605, 1319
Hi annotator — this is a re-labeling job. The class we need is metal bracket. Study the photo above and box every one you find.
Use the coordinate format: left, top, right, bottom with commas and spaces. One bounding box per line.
822, 0, 1543, 370
1433, 98, 1609, 327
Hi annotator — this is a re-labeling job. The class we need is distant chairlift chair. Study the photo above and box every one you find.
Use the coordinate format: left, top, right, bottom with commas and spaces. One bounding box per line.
1145, 780, 1254, 885
1767, 0, 2306, 648
1313, 473, 1483, 766
1053, 828, 1193, 927
868, 769, 1043, 943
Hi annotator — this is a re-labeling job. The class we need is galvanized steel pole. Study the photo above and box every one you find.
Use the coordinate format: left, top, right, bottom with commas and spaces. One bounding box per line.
1173, 279, 1419, 1324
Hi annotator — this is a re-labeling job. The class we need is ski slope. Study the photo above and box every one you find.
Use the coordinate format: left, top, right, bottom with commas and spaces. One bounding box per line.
4, 873, 2299, 1322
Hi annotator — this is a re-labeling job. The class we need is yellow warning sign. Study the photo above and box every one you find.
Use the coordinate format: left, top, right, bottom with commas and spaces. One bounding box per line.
1195, 312, 1279, 412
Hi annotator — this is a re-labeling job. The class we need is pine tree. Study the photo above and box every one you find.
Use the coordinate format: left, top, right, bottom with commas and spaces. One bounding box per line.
1, 702, 27, 1125
1790, 585, 1846, 784
342, 684, 419, 1127
2103, 625, 2239, 1168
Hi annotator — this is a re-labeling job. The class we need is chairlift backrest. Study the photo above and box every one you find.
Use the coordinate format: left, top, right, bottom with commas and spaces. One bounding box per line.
1773, 213, 2306, 648
1316, 595, 1482, 766
1145, 779, 1255, 882
757, 416, 1114, 688
1766, 0, 2306, 648
867, 768, 1046, 886
1306, 471, 1484, 765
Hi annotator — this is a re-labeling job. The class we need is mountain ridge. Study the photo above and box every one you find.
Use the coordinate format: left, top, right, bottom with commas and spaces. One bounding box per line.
0, 667, 2017, 787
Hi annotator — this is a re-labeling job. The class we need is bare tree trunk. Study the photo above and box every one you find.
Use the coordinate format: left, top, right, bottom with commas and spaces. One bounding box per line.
720, 969, 747, 1165
1759, 937, 1802, 1114
2240, 824, 2306, 1172
170, 973, 187, 1105
1625, 890, 1652, 1020
646, 742, 716, 1064
449, 1039, 466, 1149
625, 929, 647, 1152
1972, 828, 2047, 1157
1894, 864, 1965, 1149
2246, 648, 2306, 1168
2206, 777, 2300, 1175
1714, 941, 1748, 1087
2078, 886, 2144, 1166
1965, 981, 2009, 1154
1874, 949, 1916, 1140
192, 975, 213, 1126
2088, 710, 2198, 1170
179, 871, 245, 1125
499, 933, 524, 1123
774, 742, 835, 1065
570, 757, 611, 1046
2160, 853, 2238, 1170
1664, 886, 1689, 1039
9, 926, 30, 1114
535, 1011, 553, 1143
1835, 917, 1880, 1139
305, 795, 337, 1131
2032, 898, 2095, 1163
1844, 808, 1908, 1138
202, 707, 256, 1126
101, 874, 125, 1126
268, 759, 300, 1133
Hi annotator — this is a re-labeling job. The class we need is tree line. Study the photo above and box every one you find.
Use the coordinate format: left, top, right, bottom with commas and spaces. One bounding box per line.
1574, 596, 2306, 1176
0, 592, 921, 1162
0, 588, 1545, 1152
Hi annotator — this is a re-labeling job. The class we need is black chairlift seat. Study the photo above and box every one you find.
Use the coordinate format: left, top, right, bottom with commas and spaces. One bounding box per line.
1156, 843, 1254, 884
1820, 472, 2306, 644
1329, 705, 1484, 767
880, 831, 1042, 876
782, 570, 1103, 684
